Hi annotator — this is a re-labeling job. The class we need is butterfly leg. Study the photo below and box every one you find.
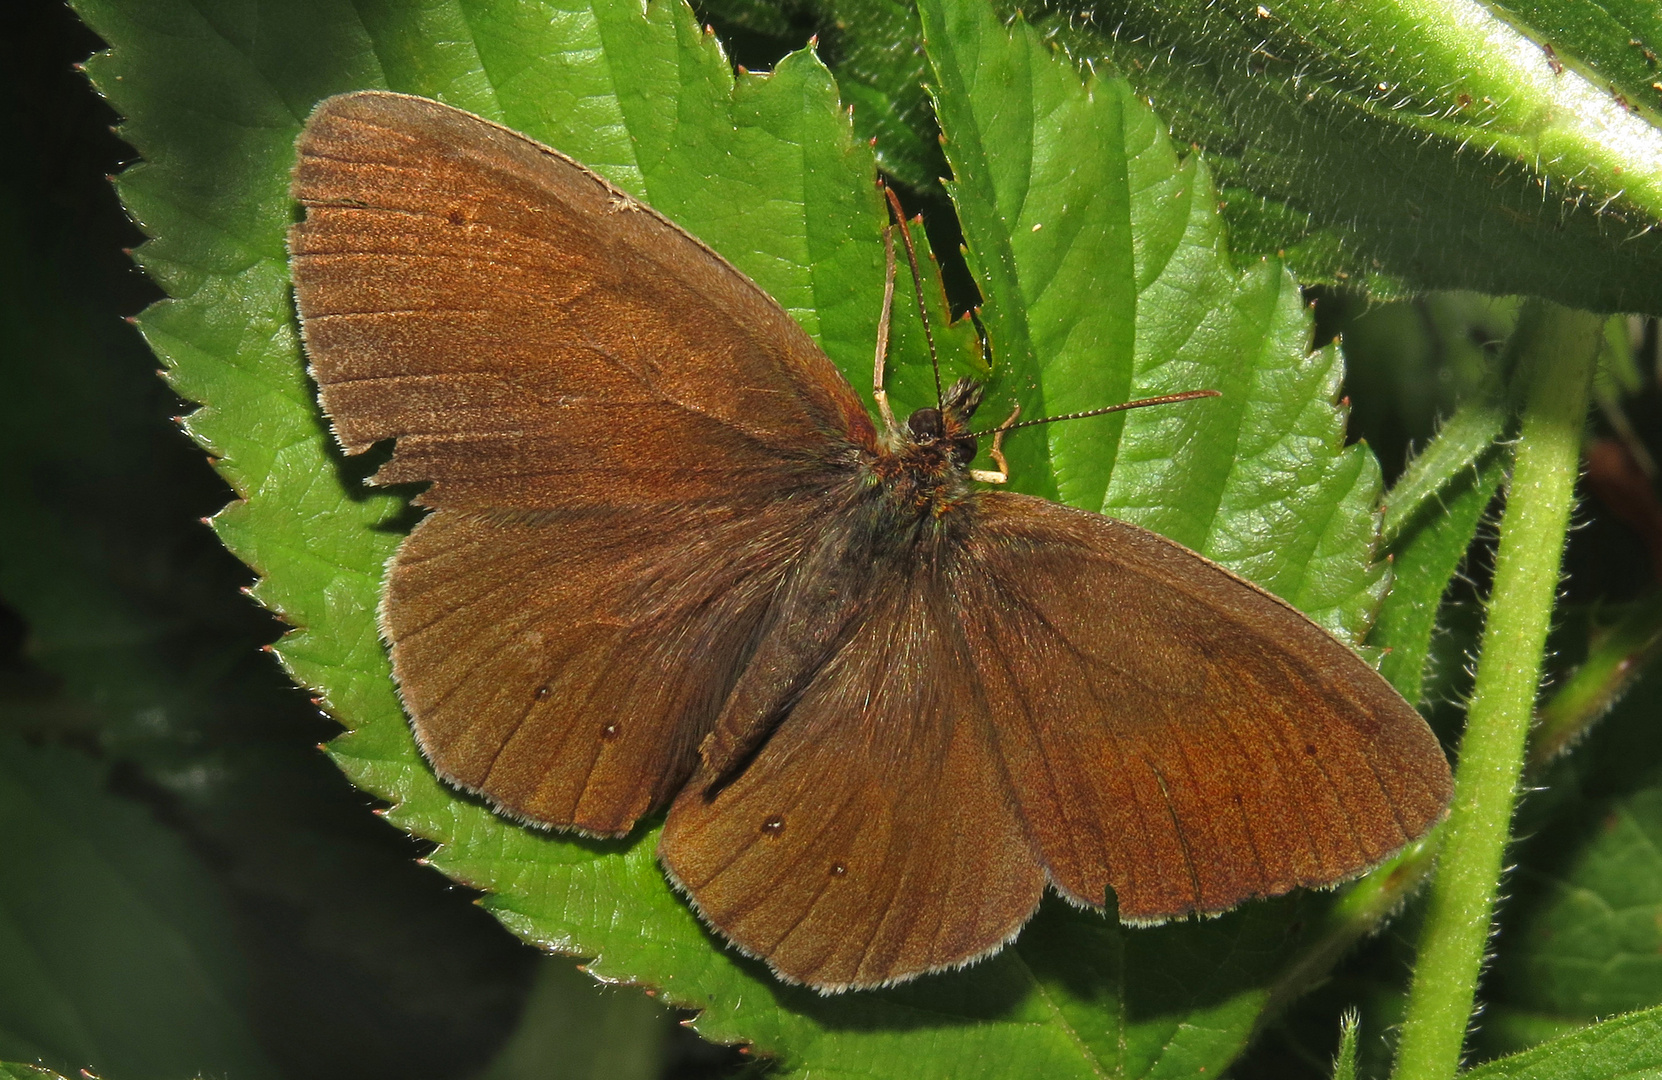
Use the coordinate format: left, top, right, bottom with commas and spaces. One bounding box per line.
969, 404, 1021, 484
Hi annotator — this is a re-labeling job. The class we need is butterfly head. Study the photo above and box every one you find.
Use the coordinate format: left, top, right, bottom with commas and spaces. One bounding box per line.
866, 377, 987, 517
903, 376, 984, 466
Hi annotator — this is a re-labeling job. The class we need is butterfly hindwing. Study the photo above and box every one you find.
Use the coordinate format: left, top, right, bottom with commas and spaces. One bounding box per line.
385, 500, 836, 834
659, 560, 1045, 991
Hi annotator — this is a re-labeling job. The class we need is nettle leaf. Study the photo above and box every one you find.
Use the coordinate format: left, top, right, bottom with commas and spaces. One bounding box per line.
923, 0, 1385, 643
1026, 0, 1662, 311
1510, 788, 1662, 1009
1473, 668, 1662, 1059
718, 0, 1662, 311
1461, 1004, 1662, 1080
77, 0, 1391, 1072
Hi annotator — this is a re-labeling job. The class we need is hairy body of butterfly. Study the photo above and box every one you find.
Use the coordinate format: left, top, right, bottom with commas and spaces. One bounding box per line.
868, 377, 984, 513
290, 91, 1453, 993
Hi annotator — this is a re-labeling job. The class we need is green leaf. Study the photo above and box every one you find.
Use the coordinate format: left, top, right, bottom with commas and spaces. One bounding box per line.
1380, 392, 1510, 553
1485, 0, 1662, 139
922, 0, 1386, 641
1530, 597, 1662, 768
1461, 1004, 1662, 1079
1349, 294, 1516, 703
1500, 787, 1662, 1019
1372, 450, 1507, 704
1029, 0, 1662, 312
77, 0, 1397, 1072
1334, 291, 1520, 482
749, 0, 1662, 310
0, 1066, 73, 1080
0, 736, 278, 1080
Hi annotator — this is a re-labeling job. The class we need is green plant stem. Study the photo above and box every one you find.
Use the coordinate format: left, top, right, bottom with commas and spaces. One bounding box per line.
1390, 300, 1603, 1080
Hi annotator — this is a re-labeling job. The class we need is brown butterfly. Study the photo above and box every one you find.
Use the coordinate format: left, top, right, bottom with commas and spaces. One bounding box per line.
289, 90, 1452, 993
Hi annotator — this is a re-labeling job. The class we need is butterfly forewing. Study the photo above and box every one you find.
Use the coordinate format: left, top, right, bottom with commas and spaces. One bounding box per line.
291, 92, 873, 834
290, 92, 875, 514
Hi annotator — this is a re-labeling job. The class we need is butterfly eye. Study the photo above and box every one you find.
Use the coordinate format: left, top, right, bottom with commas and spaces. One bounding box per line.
948, 435, 979, 466
906, 407, 945, 442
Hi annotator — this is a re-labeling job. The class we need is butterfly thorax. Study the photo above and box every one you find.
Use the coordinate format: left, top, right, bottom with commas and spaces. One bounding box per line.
864, 377, 985, 519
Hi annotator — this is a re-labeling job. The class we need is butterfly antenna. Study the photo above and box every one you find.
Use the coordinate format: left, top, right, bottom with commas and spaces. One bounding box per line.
969, 389, 1221, 439
882, 185, 943, 409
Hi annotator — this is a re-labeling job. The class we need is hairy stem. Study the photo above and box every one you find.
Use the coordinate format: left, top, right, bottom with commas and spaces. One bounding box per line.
1390, 300, 1601, 1080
